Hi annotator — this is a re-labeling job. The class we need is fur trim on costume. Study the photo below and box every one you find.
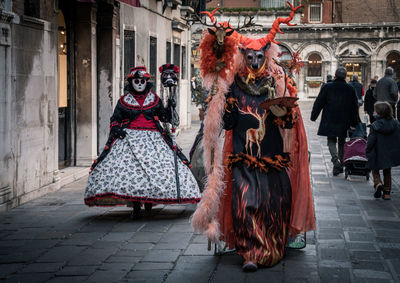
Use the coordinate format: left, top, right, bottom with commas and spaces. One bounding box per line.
273, 108, 298, 128
191, 33, 239, 240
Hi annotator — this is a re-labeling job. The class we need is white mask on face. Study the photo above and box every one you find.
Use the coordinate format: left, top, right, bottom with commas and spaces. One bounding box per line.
131, 78, 147, 92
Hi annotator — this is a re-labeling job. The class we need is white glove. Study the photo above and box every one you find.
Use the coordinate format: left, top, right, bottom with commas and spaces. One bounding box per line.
270, 105, 287, 117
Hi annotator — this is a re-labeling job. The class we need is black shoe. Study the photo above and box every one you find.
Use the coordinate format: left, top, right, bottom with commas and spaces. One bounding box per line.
374, 184, 383, 198
130, 202, 141, 219
144, 203, 153, 214
242, 261, 257, 272
333, 166, 341, 176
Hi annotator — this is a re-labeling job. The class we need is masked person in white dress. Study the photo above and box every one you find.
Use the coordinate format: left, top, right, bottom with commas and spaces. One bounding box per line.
84, 66, 200, 216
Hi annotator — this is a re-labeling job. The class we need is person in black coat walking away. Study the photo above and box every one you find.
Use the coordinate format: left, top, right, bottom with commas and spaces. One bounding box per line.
366, 101, 400, 200
364, 79, 377, 123
373, 67, 398, 118
311, 67, 359, 176
348, 74, 364, 107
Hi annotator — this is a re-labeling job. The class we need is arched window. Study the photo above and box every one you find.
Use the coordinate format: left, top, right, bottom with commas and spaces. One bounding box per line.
307, 53, 322, 77
277, 45, 293, 75
278, 45, 292, 65
386, 51, 400, 82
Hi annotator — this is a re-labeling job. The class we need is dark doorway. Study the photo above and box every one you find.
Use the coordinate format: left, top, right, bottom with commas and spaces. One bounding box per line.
58, 10, 72, 168
386, 51, 400, 82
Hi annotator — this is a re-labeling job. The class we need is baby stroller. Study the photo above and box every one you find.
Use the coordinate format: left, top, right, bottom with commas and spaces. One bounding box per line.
343, 123, 370, 180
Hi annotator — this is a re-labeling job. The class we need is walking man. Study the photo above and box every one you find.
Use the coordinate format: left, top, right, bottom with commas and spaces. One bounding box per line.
348, 74, 364, 107
373, 67, 398, 118
311, 67, 359, 176
364, 79, 377, 123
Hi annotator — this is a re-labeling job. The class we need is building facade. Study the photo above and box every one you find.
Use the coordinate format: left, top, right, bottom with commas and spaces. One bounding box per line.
192, 0, 400, 98
0, 0, 195, 211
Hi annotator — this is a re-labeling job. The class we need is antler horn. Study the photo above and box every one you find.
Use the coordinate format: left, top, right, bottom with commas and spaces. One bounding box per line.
200, 8, 220, 24
265, 1, 303, 44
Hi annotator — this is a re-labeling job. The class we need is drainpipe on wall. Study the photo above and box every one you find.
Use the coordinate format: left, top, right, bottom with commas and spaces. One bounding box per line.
332, 0, 335, 23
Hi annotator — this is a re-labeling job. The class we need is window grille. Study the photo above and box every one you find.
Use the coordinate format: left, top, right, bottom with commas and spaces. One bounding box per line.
309, 3, 322, 22
260, 0, 293, 9
307, 53, 322, 77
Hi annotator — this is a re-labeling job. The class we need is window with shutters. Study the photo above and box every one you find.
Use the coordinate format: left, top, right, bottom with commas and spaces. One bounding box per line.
124, 30, 135, 78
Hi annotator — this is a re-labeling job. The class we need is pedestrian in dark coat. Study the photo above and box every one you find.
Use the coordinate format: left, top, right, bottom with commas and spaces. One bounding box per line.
320, 74, 333, 89
373, 67, 398, 118
311, 67, 359, 176
366, 101, 400, 200
364, 79, 377, 123
348, 74, 364, 106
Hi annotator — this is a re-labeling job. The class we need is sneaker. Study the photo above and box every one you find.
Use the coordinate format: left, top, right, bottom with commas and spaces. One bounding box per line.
382, 190, 391, 200
287, 233, 306, 249
242, 261, 257, 272
374, 184, 383, 198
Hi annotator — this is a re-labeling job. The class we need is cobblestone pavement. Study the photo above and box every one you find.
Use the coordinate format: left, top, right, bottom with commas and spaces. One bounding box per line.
0, 101, 399, 283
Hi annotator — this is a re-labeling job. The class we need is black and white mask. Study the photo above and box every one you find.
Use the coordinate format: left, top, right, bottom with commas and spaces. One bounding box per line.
131, 78, 147, 92
161, 70, 179, 87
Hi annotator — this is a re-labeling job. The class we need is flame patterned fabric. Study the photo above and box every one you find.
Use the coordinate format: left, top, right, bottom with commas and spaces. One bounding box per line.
232, 165, 291, 266
222, 76, 295, 266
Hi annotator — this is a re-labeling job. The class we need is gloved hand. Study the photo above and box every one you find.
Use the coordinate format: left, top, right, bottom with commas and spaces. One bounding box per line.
111, 126, 126, 139
270, 105, 287, 117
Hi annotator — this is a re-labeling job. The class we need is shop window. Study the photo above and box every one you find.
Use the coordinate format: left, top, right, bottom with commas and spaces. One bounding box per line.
181, 46, 186, 80
124, 30, 135, 78
307, 53, 322, 77
309, 3, 322, 23
150, 36, 157, 86
386, 51, 400, 82
166, 41, 171, 63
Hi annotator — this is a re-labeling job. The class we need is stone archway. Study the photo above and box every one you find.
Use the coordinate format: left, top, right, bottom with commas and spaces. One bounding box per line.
386, 51, 400, 82
373, 40, 400, 80
298, 42, 333, 97
338, 41, 372, 85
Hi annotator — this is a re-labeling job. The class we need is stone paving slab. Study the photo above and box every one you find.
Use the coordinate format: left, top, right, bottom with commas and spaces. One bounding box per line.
0, 103, 400, 282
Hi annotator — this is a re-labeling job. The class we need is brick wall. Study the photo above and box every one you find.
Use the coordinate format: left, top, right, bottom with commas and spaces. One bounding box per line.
338, 0, 400, 23
301, 0, 400, 24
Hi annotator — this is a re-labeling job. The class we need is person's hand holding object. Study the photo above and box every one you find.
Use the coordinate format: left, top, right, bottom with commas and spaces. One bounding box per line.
270, 105, 288, 117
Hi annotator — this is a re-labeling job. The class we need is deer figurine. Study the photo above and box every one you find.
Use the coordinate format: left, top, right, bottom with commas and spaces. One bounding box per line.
239, 106, 268, 158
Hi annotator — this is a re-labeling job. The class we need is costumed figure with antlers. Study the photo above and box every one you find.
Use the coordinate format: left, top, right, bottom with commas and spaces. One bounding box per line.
85, 66, 200, 216
191, 3, 315, 270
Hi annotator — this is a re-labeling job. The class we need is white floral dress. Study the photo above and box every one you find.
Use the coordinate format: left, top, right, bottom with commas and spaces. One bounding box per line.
84, 92, 201, 206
